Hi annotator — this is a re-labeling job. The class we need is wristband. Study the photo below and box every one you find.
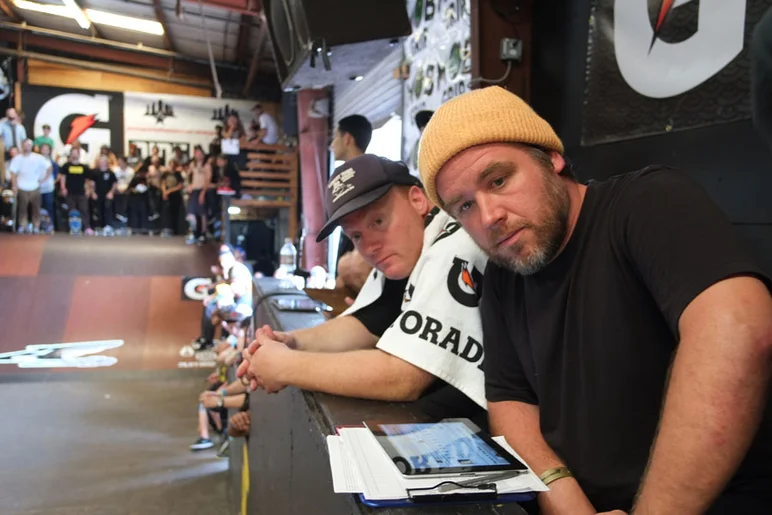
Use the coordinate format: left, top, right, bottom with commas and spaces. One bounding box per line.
220, 388, 227, 397
539, 467, 573, 486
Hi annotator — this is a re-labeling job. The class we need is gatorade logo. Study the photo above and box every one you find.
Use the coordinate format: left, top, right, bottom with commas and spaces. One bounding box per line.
446, 257, 482, 308
614, 0, 746, 98
33, 92, 114, 154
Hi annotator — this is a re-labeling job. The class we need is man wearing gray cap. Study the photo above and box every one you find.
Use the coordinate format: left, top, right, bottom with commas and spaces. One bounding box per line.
238, 154, 488, 421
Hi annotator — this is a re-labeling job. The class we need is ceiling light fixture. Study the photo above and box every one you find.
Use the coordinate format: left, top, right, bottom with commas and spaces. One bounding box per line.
13, 1, 164, 36
85, 9, 165, 35
62, 0, 91, 30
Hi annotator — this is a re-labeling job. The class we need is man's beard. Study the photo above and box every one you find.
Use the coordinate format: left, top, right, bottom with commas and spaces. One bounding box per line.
487, 172, 570, 276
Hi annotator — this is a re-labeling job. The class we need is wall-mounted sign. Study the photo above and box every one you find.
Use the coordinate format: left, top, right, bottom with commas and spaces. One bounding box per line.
181, 276, 213, 301
124, 92, 259, 154
402, 0, 471, 174
582, 0, 765, 146
22, 84, 124, 156
0, 340, 124, 369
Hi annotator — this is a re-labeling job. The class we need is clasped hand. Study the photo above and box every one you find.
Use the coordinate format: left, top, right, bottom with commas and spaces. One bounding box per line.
237, 324, 295, 394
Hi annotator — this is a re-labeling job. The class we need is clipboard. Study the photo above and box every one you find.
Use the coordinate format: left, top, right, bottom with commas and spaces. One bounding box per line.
332, 425, 537, 508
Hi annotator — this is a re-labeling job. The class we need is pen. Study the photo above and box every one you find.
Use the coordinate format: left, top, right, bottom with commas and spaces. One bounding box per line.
437, 469, 528, 492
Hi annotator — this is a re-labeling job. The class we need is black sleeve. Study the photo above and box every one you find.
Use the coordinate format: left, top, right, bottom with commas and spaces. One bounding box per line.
618, 168, 772, 337
481, 265, 539, 405
752, 8, 772, 149
350, 277, 408, 337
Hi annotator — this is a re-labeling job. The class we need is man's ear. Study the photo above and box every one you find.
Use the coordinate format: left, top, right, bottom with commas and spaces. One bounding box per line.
407, 186, 431, 216
343, 132, 354, 148
550, 151, 566, 175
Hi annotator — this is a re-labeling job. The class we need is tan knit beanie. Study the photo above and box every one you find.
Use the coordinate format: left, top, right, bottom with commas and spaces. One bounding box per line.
418, 86, 564, 206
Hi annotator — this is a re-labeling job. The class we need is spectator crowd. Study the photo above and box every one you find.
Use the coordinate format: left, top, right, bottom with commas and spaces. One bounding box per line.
1, 104, 277, 241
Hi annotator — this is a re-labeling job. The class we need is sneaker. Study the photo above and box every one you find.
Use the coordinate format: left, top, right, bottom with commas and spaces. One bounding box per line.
198, 235, 206, 244
148, 213, 160, 221
217, 186, 236, 196
189, 437, 214, 451
216, 437, 230, 458
186, 235, 197, 245
17, 226, 26, 234
84, 228, 95, 236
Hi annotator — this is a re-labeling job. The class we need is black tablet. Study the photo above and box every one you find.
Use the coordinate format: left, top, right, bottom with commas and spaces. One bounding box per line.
364, 418, 527, 476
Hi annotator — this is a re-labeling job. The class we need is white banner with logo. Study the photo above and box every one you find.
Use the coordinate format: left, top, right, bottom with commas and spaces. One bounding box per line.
402, 0, 471, 174
123, 92, 257, 158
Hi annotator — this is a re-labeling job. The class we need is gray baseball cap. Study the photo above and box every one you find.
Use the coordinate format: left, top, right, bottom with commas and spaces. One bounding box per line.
316, 154, 422, 242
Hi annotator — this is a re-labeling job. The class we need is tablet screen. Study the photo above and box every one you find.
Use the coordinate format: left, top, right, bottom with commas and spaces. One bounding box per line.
365, 418, 526, 476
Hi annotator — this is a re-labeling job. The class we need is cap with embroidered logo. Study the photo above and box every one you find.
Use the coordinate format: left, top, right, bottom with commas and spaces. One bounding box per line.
316, 154, 422, 242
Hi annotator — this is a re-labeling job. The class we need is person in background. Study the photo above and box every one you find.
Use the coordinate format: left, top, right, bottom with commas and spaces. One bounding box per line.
112, 156, 134, 231
126, 143, 143, 172
59, 147, 92, 234
329, 114, 374, 277
209, 125, 223, 156
127, 167, 149, 234
58, 139, 90, 168
142, 145, 165, 170
160, 159, 185, 236
4, 146, 18, 184
92, 145, 117, 169
186, 145, 211, 244
221, 113, 248, 170
9, 139, 51, 233
38, 143, 58, 232
172, 146, 189, 167
213, 153, 240, 198
33, 124, 55, 152
146, 155, 163, 231
1, 108, 27, 156
250, 103, 279, 145
90, 156, 116, 231
419, 86, 772, 514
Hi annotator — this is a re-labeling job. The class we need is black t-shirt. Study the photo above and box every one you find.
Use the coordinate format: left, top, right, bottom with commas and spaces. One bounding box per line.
91, 169, 117, 198
60, 163, 91, 196
351, 272, 486, 428
482, 167, 772, 511
128, 172, 148, 194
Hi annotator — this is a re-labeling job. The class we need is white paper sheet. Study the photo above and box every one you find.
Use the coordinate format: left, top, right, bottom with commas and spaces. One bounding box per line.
326, 435, 363, 493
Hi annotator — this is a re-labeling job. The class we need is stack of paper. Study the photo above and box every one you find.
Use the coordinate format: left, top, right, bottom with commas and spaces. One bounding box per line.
327, 427, 548, 502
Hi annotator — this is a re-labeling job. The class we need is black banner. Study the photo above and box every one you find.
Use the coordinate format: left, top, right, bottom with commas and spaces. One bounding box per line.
582, 0, 771, 146
21, 84, 124, 155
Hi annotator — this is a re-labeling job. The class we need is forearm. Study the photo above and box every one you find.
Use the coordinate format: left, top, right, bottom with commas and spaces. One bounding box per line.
633, 335, 771, 514
292, 316, 377, 352
222, 380, 247, 396
281, 348, 432, 401
223, 393, 246, 409
489, 401, 596, 515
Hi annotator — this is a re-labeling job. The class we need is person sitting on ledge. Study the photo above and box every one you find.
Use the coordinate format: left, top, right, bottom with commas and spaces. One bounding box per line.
238, 154, 489, 424
417, 85, 772, 515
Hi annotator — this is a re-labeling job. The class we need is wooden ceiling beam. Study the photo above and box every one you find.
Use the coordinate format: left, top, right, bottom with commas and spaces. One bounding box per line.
153, 0, 176, 52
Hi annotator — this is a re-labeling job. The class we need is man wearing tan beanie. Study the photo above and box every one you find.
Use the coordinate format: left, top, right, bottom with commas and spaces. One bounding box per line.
418, 86, 772, 515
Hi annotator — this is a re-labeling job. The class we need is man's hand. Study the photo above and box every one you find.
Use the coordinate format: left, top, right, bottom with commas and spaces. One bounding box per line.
337, 250, 372, 294
237, 325, 295, 390
90, 192, 98, 200
198, 191, 206, 205
229, 411, 251, 437
61, 187, 68, 197
106, 192, 114, 200
207, 372, 220, 385
248, 336, 293, 394
199, 391, 221, 408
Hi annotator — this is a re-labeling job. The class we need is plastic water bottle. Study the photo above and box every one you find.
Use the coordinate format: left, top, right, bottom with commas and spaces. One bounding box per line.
279, 238, 297, 276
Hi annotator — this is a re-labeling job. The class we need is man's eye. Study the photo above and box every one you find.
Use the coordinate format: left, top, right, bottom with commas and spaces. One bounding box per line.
374, 218, 383, 226
459, 201, 473, 213
350, 233, 361, 242
492, 176, 506, 188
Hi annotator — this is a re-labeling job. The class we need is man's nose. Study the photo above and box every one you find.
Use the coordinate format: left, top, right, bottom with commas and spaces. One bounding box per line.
477, 193, 505, 229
